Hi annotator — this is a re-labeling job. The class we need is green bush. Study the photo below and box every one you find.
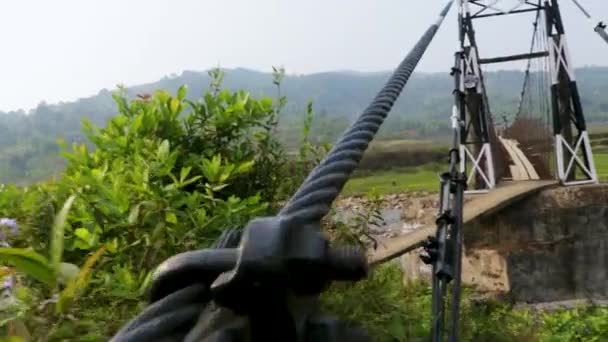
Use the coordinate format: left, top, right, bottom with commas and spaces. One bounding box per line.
53, 88, 276, 266
459, 296, 538, 341
322, 262, 608, 342
51, 70, 285, 265
539, 306, 608, 341
322, 263, 431, 341
0, 69, 290, 340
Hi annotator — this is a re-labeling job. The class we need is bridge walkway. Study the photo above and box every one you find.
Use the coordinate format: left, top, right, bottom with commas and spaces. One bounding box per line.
368, 180, 558, 265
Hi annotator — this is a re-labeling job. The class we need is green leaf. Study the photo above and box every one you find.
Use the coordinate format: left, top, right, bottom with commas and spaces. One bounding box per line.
201, 155, 222, 182
73, 239, 90, 250
210, 184, 229, 192
180, 166, 192, 183
128, 204, 141, 224
177, 85, 188, 100
131, 112, 144, 132
218, 164, 235, 183
181, 175, 202, 187
142, 167, 150, 189
169, 98, 180, 114
155, 90, 170, 103
106, 238, 119, 254
74, 228, 91, 241
198, 207, 207, 220
73, 228, 97, 250
156, 140, 170, 160
259, 97, 273, 111
165, 212, 178, 224
138, 271, 153, 296
116, 136, 127, 147
163, 182, 178, 192
0, 248, 54, 285
112, 92, 130, 116
91, 167, 106, 181
50, 195, 76, 281
235, 160, 255, 174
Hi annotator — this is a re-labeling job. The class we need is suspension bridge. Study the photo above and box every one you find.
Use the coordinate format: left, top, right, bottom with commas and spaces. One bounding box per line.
114, 1, 608, 341
450, 0, 598, 192
371, 0, 602, 274
367, 1, 605, 341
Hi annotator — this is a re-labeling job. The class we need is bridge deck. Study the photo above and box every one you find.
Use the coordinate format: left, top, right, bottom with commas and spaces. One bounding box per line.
499, 137, 540, 180
368, 180, 558, 265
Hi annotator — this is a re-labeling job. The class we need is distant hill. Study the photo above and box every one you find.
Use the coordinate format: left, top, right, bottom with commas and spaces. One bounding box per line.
2, 66, 608, 183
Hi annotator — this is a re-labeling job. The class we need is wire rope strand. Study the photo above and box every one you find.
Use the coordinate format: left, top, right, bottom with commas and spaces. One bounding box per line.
279, 1, 454, 222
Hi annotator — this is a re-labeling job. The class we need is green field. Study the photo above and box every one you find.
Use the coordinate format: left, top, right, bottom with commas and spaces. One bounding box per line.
343, 164, 443, 196
595, 153, 608, 180
343, 146, 608, 197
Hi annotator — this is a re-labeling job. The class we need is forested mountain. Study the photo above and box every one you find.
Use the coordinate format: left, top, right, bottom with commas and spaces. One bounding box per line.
2, 66, 608, 183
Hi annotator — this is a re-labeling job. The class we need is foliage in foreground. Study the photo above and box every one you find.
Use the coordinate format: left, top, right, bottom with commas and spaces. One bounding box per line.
323, 263, 608, 342
0, 69, 296, 340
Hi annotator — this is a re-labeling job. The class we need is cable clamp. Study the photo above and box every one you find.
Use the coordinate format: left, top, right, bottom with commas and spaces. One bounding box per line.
435, 210, 455, 226
420, 236, 439, 265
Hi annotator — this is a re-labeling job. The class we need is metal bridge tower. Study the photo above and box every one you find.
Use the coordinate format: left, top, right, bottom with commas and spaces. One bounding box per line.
456, 0, 496, 193
455, 0, 598, 188
545, 0, 597, 185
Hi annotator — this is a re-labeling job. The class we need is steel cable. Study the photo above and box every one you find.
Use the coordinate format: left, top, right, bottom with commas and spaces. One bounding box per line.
280, 1, 454, 223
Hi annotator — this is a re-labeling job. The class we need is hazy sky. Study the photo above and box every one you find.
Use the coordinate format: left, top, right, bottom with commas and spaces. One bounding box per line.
1, 0, 607, 111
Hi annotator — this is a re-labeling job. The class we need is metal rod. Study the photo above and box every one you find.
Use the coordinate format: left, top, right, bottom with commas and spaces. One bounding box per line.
448, 51, 467, 342
448, 177, 465, 342
570, 0, 591, 18
472, 7, 543, 19
429, 51, 467, 342
480, 51, 548, 64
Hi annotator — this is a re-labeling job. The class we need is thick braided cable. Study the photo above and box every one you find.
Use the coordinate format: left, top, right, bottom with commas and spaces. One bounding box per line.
279, 1, 454, 222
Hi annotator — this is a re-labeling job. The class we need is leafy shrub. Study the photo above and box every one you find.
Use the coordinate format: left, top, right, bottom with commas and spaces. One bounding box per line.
321, 262, 608, 342
322, 263, 432, 342
459, 295, 538, 341
0, 69, 290, 340
324, 190, 385, 249
539, 306, 608, 341
42, 70, 286, 269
